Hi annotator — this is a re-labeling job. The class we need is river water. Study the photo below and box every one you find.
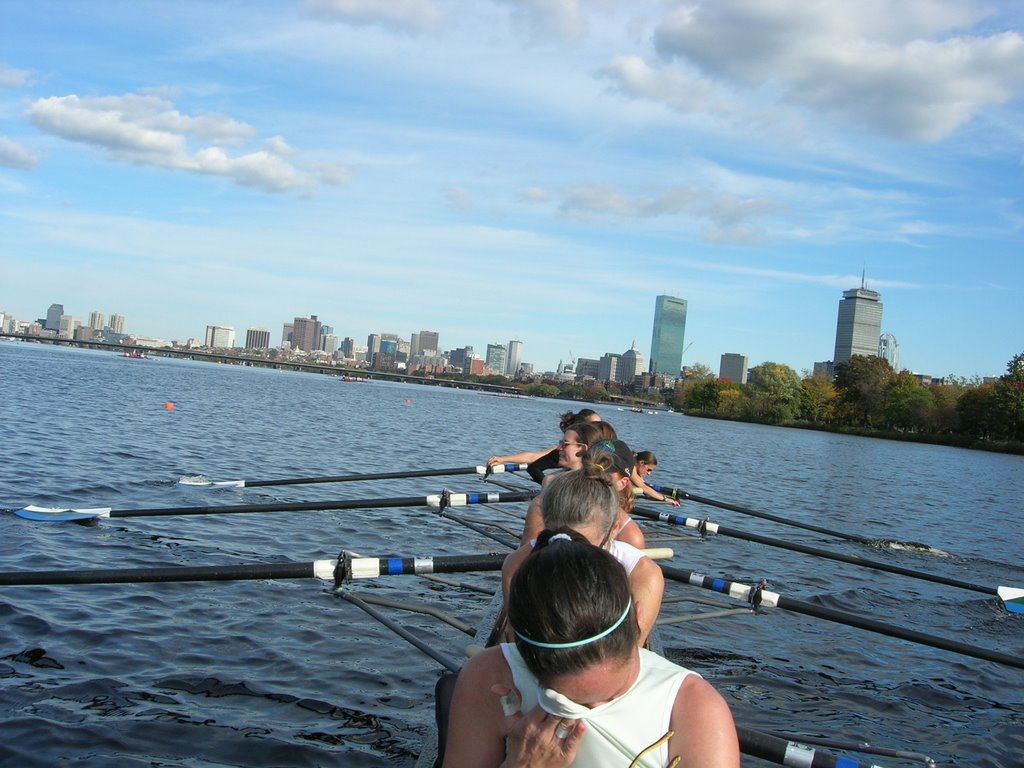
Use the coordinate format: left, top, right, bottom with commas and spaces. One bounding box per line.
0, 342, 1021, 767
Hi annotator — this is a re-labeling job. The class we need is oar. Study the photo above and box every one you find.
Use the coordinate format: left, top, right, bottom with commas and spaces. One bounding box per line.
659, 563, 1024, 670
177, 464, 529, 489
340, 547, 677, 580
643, 483, 915, 547
0, 552, 514, 587
635, 507, 1024, 614
9, 490, 536, 523
736, 727, 892, 768
335, 590, 462, 673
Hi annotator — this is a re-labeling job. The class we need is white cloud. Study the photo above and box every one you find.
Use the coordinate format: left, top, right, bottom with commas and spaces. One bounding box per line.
0, 136, 39, 169
26, 93, 344, 193
518, 186, 548, 202
598, 54, 713, 113
559, 183, 703, 218
650, 0, 1024, 141
444, 187, 471, 209
0, 65, 31, 88
305, 0, 443, 32
494, 0, 586, 42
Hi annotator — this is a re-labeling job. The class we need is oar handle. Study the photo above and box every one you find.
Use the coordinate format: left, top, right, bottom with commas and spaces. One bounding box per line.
343, 553, 506, 580
736, 726, 878, 768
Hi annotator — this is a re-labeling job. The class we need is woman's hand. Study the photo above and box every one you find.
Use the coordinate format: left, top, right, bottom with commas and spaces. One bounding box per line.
491, 685, 584, 768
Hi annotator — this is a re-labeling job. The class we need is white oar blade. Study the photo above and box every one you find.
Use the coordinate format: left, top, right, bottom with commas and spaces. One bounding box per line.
175, 477, 245, 489
997, 586, 1024, 614
15, 505, 111, 522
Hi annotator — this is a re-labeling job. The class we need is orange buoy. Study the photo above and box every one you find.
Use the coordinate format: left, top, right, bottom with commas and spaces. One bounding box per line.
164, 402, 175, 410
405, 399, 411, 405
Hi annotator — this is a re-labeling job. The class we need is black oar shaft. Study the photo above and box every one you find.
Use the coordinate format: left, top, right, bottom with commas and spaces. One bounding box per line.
660, 564, 1024, 670
336, 591, 462, 673
0, 561, 326, 586
105, 491, 534, 518
246, 466, 488, 488
637, 507, 997, 597
648, 484, 874, 544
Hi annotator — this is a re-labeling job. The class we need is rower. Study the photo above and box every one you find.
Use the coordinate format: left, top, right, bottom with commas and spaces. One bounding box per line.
485, 408, 601, 484
631, 449, 682, 506
444, 532, 739, 768
503, 462, 663, 648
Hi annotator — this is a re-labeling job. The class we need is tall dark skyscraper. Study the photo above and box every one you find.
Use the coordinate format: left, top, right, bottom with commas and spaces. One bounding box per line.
833, 285, 882, 365
291, 315, 322, 352
45, 303, 63, 331
649, 295, 687, 378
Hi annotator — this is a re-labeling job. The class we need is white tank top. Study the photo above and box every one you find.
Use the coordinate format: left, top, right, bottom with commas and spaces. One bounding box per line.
500, 643, 695, 767
529, 539, 646, 576
609, 539, 645, 576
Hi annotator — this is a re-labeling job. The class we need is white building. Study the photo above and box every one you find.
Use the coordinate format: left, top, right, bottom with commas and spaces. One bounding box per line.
205, 325, 235, 348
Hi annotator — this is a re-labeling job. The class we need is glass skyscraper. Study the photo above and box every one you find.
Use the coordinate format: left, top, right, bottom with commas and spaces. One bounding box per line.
649, 295, 688, 378
833, 287, 883, 366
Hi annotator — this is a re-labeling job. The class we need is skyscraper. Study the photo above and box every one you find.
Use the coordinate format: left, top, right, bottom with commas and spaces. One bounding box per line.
412, 330, 440, 356
485, 343, 507, 375
205, 325, 235, 348
833, 285, 883, 366
245, 327, 271, 349
506, 340, 523, 376
108, 313, 125, 334
879, 333, 901, 372
88, 311, 105, 331
45, 303, 64, 331
619, 342, 644, 384
649, 295, 688, 379
598, 353, 621, 383
292, 315, 322, 352
719, 353, 749, 384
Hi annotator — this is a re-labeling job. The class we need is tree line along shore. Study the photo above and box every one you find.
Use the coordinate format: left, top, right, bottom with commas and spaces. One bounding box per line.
6, 334, 1021, 455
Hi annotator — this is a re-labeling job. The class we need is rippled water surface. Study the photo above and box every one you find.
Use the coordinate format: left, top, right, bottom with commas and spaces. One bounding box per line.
1, 342, 1021, 767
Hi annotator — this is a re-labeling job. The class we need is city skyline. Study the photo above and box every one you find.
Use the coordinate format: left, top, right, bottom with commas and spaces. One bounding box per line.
2, 2, 1023, 379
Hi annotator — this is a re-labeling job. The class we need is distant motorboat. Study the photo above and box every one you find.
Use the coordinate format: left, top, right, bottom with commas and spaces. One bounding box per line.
122, 351, 147, 359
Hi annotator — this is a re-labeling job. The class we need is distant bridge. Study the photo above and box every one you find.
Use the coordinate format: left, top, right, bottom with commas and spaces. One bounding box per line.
0, 333, 524, 396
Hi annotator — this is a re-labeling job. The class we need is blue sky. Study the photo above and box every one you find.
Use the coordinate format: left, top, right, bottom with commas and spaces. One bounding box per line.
1, 0, 1022, 378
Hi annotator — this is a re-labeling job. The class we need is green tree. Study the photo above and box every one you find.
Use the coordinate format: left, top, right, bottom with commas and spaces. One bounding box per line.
921, 382, 962, 434
800, 375, 837, 424
994, 352, 1024, 442
686, 362, 715, 380
584, 382, 609, 402
833, 355, 894, 427
744, 362, 803, 423
957, 384, 998, 440
883, 372, 935, 431
685, 378, 722, 413
524, 382, 559, 398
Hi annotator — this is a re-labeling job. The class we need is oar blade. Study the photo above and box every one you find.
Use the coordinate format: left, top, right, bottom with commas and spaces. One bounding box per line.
175, 476, 245, 489
997, 586, 1024, 614
14, 505, 111, 522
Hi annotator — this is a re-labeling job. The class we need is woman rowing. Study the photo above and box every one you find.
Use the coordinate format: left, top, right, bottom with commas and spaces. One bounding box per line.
503, 461, 663, 646
444, 531, 739, 767
521, 436, 646, 550
486, 408, 600, 483
631, 450, 682, 507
